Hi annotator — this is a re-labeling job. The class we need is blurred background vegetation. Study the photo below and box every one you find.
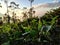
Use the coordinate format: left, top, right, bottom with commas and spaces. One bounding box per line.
0, 7, 60, 45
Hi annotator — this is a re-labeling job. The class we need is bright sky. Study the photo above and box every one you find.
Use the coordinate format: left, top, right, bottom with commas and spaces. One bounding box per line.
0, 0, 60, 14
0, 0, 60, 8
13, 0, 53, 8
9, 0, 60, 8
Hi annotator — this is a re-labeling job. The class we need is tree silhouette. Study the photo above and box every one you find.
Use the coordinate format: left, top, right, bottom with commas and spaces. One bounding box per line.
28, 0, 34, 7
10, 2, 19, 9
28, 0, 34, 18
23, 7, 27, 9
7, 15, 10, 23
10, 2, 20, 23
3, 13, 7, 23
16, 4, 19, 9
12, 12, 16, 23
22, 12, 28, 21
28, 7, 35, 18
33, 11, 36, 17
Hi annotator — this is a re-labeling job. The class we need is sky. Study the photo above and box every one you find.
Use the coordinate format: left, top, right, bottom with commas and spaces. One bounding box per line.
0, 0, 60, 17
13, 0, 53, 7
0, 0, 60, 9
8, 0, 60, 8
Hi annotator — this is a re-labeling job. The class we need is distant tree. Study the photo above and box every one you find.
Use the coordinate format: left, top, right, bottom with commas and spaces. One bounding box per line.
22, 12, 28, 21
33, 11, 36, 17
28, 0, 34, 18
28, 7, 34, 18
16, 4, 19, 9
28, 0, 34, 7
12, 12, 16, 23
7, 15, 10, 23
10, 2, 19, 23
10, 2, 16, 5
3, 13, 7, 23
10, 2, 19, 9
23, 7, 27, 9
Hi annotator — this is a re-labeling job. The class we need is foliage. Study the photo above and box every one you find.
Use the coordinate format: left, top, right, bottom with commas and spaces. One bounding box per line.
0, 7, 60, 45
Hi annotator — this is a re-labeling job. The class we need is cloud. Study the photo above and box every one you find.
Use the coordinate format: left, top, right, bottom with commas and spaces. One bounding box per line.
33, 2, 60, 17
53, 0, 59, 3
34, 2, 60, 8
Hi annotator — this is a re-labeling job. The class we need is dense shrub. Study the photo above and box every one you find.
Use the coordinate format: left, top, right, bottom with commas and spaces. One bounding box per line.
0, 7, 60, 45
